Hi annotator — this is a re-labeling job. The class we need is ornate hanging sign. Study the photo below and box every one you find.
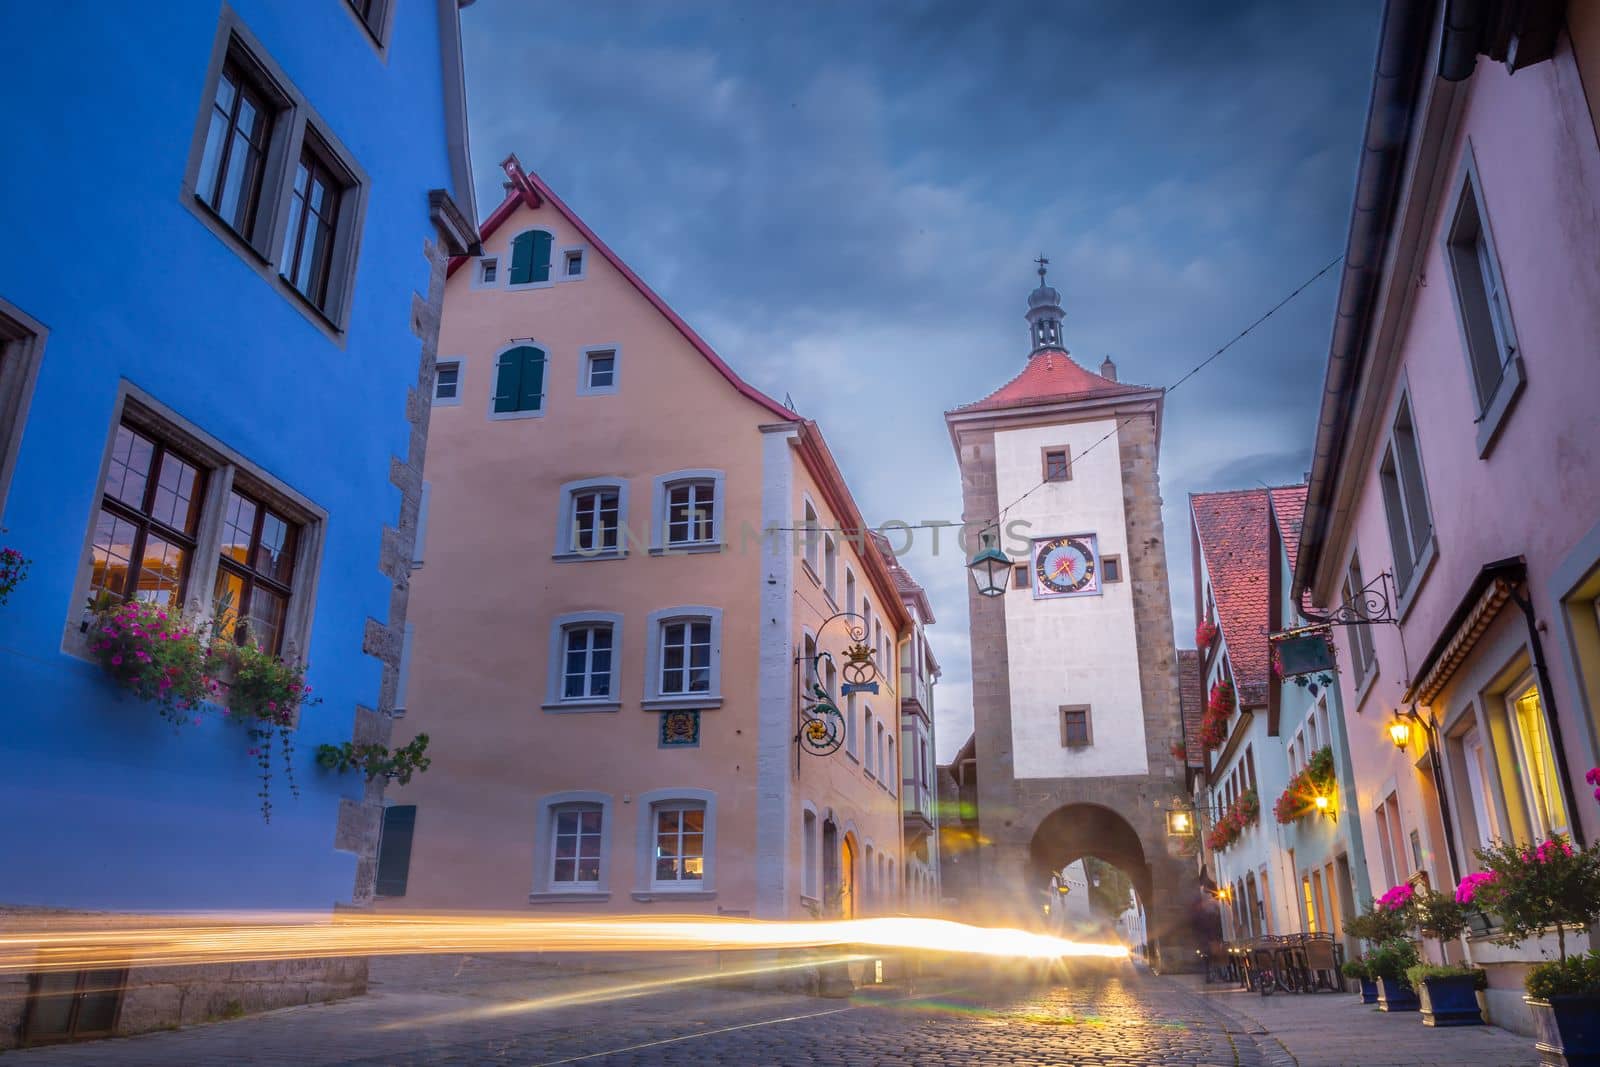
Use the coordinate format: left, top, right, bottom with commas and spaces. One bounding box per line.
795, 612, 884, 759
799, 684, 845, 756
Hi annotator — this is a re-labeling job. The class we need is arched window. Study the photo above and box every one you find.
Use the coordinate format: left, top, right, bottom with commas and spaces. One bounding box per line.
508, 229, 553, 286
492, 344, 546, 416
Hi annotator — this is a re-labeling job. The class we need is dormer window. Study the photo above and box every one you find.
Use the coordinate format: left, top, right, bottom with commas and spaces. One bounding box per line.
508, 230, 553, 286
565, 249, 584, 277
479, 258, 497, 285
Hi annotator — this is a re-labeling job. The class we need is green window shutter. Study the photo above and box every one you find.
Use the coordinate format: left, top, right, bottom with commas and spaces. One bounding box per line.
375, 805, 416, 897
493, 350, 521, 413
531, 232, 553, 282
518, 347, 546, 411
509, 232, 535, 285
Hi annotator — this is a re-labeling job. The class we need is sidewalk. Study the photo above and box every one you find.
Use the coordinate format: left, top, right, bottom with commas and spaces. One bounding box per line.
1171, 974, 1539, 1066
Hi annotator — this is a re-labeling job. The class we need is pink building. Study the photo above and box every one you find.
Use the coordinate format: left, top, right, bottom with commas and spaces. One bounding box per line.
1295, 1, 1600, 1032
372, 157, 935, 921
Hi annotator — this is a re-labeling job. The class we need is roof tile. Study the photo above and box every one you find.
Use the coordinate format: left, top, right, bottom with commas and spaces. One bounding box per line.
948, 352, 1146, 413
1177, 649, 1205, 769
1191, 488, 1274, 707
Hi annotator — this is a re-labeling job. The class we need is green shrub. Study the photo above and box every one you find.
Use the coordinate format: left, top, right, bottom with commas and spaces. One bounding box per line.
1525, 951, 1600, 1002
1364, 939, 1420, 983
1403, 963, 1486, 991
1341, 957, 1369, 981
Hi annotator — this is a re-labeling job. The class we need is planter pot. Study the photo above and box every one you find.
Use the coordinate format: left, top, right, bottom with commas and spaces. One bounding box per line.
1417, 975, 1482, 1027
1526, 994, 1600, 1067
1375, 976, 1418, 1012
1359, 979, 1378, 1004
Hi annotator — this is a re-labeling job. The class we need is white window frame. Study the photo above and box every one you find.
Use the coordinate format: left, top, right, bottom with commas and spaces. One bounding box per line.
1443, 150, 1525, 456
555, 477, 629, 561
531, 791, 612, 900
1504, 674, 1569, 840
558, 245, 588, 281
432, 357, 463, 406
471, 257, 499, 290
801, 803, 820, 903
504, 228, 557, 291
801, 496, 822, 582
845, 568, 857, 615
544, 611, 623, 712
650, 469, 725, 554
578, 345, 620, 397
823, 534, 839, 605
64, 384, 326, 666
643, 606, 723, 709
1378, 386, 1436, 606
864, 708, 876, 777
634, 788, 717, 898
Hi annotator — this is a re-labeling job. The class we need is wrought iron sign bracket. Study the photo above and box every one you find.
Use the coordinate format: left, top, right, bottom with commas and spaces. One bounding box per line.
793, 611, 884, 767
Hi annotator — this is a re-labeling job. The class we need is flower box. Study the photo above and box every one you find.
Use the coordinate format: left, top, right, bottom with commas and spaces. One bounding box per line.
1526, 994, 1600, 1067
1417, 974, 1483, 1027
1375, 977, 1418, 1012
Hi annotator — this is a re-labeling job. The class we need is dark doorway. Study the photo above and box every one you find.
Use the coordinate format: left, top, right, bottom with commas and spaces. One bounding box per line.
21, 968, 127, 1046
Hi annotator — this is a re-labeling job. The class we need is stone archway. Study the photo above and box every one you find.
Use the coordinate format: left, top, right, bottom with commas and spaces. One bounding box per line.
1028, 803, 1154, 914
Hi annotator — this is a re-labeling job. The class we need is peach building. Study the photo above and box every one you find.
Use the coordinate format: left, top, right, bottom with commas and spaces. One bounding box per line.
375, 156, 929, 920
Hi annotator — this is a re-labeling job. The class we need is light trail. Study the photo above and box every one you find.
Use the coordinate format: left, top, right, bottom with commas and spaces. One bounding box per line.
0, 913, 1128, 976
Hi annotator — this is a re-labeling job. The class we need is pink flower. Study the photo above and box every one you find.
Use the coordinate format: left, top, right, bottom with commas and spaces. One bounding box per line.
110, 655, 123, 666
1456, 870, 1496, 905
1535, 839, 1574, 863
1586, 767, 1600, 787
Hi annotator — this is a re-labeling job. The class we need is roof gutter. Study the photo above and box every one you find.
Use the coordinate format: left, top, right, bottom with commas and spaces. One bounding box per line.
1293, 0, 1438, 605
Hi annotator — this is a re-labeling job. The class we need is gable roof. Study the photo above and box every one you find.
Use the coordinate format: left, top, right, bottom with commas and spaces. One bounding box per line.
1177, 648, 1206, 770
1190, 487, 1273, 707
450, 155, 797, 423
947, 351, 1147, 414
1268, 485, 1309, 577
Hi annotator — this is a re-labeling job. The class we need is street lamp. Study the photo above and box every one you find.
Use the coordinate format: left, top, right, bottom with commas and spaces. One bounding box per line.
1388, 709, 1416, 749
1313, 791, 1337, 823
966, 531, 1012, 598
1166, 808, 1194, 836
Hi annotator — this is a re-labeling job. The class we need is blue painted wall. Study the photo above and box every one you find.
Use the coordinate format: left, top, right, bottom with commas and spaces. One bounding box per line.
0, 1, 458, 910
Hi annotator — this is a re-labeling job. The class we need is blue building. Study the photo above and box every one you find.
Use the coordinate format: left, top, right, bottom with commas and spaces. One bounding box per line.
0, 0, 477, 1044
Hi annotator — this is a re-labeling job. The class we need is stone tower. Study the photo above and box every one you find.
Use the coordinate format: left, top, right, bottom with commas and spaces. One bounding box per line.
943, 264, 1200, 971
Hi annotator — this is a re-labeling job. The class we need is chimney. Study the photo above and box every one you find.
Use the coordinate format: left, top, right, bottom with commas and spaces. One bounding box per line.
1101, 356, 1118, 381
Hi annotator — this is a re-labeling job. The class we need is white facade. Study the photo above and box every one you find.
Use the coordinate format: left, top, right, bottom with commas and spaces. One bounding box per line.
994, 419, 1148, 779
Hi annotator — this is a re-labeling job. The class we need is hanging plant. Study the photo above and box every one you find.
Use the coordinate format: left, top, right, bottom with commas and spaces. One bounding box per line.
1204, 790, 1259, 853
1199, 707, 1227, 750
1207, 679, 1236, 717
0, 545, 31, 606
1170, 739, 1187, 762
210, 640, 320, 822
86, 594, 211, 722
1274, 745, 1336, 824
1195, 620, 1218, 650
316, 734, 432, 784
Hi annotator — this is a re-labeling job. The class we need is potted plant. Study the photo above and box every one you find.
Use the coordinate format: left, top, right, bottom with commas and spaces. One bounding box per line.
1342, 956, 1377, 1003
1467, 838, 1600, 1066
1407, 889, 1484, 1026
86, 595, 211, 720
1367, 938, 1421, 1012
1196, 620, 1219, 649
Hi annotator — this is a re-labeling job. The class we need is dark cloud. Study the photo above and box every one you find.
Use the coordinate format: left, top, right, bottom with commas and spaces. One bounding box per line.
461, 0, 1381, 759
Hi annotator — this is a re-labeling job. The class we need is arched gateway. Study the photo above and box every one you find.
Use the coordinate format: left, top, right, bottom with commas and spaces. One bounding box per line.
943, 265, 1205, 972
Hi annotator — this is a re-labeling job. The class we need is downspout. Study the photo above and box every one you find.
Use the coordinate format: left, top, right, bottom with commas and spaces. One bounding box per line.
1508, 586, 1587, 847
1438, 0, 1488, 81
1422, 728, 1463, 885
1293, 0, 1437, 606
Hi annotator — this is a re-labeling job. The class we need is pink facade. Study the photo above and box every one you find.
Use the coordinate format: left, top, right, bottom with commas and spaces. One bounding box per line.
377, 158, 923, 920
1298, 6, 1600, 1033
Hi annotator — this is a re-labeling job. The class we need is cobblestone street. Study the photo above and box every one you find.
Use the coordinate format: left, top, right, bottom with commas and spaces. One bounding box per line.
0, 955, 1544, 1066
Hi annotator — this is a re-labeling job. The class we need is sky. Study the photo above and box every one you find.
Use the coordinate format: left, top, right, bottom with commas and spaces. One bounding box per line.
460, 0, 1382, 760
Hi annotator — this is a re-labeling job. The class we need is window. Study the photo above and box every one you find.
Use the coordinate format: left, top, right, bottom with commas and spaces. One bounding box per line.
90, 422, 206, 612
864, 709, 876, 774
1043, 446, 1072, 482
886, 737, 895, 794
650, 469, 727, 553
433, 360, 461, 405
508, 230, 554, 286
1507, 680, 1569, 839
280, 135, 348, 312
1102, 555, 1122, 583
803, 501, 821, 577
374, 805, 415, 897
550, 805, 604, 888
214, 489, 298, 655
0, 298, 46, 515
184, 17, 370, 335
645, 607, 722, 707
1379, 393, 1434, 595
1343, 552, 1376, 683
846, 569, 857, 614
345, 0, 393, 45
1060, 705, 1092, 747
1013, 564, 1028, 589
802, 808, 819, 899
564, 249, 585, 277
572, 488, 619, 554
491, 344, 546, 416
823, 535, 838, 600
561, 624, 614, 700
579, 348, 618, 396
476, 258, 498, 287
1456, 724, 1498, 849
877, 721, 887, 780
652, 803, 706, 886
1445, 163, 1522, 443
196, 54, 279, 242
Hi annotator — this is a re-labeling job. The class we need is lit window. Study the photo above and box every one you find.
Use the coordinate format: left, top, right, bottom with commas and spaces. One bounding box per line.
91, 423, 205, 613
653, 804, 706, 885
1508, 681, 1569, 839
214, 489, 298, 655
550, 807, 603, 887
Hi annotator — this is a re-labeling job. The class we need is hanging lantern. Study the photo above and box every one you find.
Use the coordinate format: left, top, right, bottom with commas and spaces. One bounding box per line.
966, 532, 1012, 598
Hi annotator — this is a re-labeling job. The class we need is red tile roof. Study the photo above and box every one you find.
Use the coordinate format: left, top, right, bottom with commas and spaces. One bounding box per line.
1269, 485, 1308, 577
1190, 488, 1273, 707
948, 351, 1146, 413
1177, 649, 1205, 769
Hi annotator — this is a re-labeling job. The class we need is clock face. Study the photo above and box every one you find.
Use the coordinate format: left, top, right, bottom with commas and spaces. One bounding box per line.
1033, 534, 1100, 598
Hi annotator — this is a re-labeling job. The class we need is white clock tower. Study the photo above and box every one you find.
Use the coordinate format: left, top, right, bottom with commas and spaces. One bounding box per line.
944, 262, 1200, 971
